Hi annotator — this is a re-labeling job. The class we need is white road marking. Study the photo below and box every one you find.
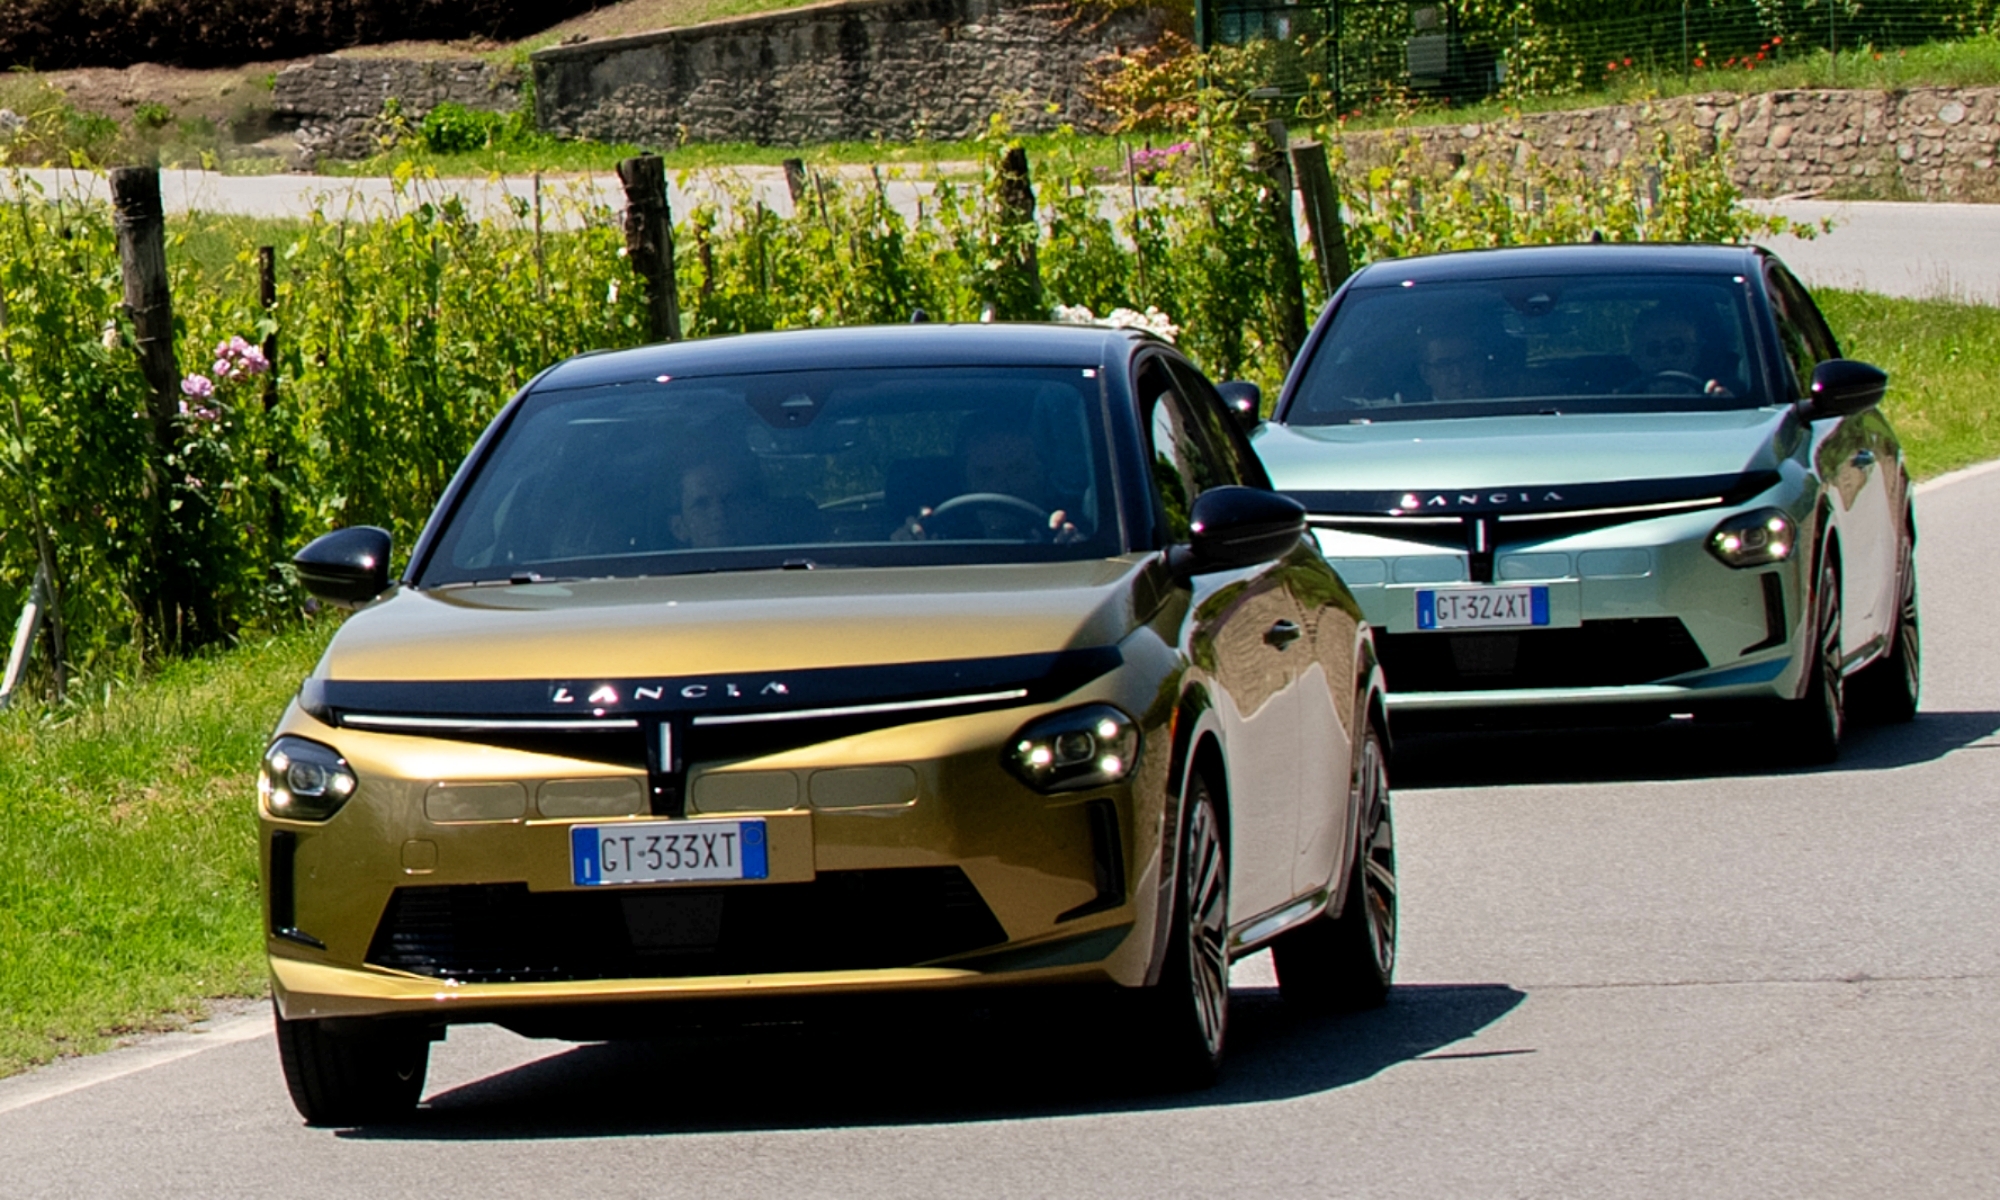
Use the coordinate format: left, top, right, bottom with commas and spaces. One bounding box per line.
0, 1011, 269, 1118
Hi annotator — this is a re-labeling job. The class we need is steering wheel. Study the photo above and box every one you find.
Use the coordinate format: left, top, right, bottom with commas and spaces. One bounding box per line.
924, 492, 1052, 540
1642, 370, 1709, 394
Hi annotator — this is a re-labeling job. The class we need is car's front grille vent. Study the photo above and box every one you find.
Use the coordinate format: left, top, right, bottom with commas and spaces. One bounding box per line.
365, 868, 1008, 984
1379, 617, 1709, 693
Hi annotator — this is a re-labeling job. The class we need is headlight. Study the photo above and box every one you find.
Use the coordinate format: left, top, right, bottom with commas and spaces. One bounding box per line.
1005, 705, 1139, 793
1707, 508, 1795, 568
259, 736, 358, 821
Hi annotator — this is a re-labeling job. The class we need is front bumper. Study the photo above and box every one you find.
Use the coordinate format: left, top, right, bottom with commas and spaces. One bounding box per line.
262, 670, 1174, 1025
1313, 499, 1812, 717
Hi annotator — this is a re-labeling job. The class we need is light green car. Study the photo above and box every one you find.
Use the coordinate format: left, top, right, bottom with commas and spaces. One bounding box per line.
1246, 243, 1919, 761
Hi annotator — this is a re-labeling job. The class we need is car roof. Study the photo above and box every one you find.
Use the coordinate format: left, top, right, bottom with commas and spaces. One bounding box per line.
1347, 242, 1767, 287
535, 323, 1152, 390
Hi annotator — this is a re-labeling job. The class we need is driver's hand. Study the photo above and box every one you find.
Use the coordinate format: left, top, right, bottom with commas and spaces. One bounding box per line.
891, 507, 933, 542
1050, 509, 1082, 544
1704, 379, 1736, 398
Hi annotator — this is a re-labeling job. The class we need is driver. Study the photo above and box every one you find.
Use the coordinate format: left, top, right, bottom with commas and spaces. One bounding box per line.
1625, 308, 1737, 398
895, 414, 1082, 542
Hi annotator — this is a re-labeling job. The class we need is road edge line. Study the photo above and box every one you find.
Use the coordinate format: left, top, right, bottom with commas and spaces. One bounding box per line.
1916, 458, 2000, 495
0, 1011, 269, 1119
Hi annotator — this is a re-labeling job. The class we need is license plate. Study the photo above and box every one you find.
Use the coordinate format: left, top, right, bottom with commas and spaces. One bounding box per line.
1416, 586, 1549, 630
571, 819, 769, 887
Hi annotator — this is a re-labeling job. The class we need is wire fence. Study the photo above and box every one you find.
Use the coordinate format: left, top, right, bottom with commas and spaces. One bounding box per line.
1199, 0, 1998, 111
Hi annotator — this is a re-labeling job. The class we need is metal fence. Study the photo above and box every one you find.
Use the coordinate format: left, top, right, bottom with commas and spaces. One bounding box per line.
1197, 0, 1997, 112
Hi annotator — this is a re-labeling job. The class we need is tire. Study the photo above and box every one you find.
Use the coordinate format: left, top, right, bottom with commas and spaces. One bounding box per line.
1128, 767, 1230, 1090
274, 1001, 430, 1126
1854, 520, 1920, 724
1773, 551, 1845, 765
1273, 724, 1396, 1013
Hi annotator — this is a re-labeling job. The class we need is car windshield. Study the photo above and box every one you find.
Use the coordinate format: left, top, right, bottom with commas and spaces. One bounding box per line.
1285, 273, 1769, 424
418, 365, 1123, 585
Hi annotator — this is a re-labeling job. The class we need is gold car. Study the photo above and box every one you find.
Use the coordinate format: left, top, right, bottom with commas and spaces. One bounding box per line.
263, 325, 1393, 1125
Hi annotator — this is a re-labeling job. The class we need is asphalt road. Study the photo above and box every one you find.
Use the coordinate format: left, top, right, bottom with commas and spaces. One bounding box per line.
11, 166, 1994, 302
2, 464, 1997, 1197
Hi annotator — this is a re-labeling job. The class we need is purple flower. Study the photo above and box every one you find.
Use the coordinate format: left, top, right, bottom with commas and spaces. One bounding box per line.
181, 374, 214, 400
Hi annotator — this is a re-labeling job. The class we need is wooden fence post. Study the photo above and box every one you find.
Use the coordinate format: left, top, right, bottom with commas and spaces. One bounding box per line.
111, 164, 201, 651
258, 244, 285, 568
994, 145, 1043, 320
1290, 140, 1353, 297
1256, 121, 1308, 363
781, 158, 809, 210
617, 154, 681, 343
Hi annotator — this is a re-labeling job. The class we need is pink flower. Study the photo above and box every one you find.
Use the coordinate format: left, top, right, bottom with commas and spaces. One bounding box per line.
181, 374, 214, 400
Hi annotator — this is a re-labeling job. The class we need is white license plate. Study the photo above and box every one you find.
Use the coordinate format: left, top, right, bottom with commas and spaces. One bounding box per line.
570, 818, 769, 887
1416, 586, 1550, 630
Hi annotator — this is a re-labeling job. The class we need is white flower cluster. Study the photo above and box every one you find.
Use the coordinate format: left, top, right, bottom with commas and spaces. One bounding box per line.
1050, 304, 1181, 343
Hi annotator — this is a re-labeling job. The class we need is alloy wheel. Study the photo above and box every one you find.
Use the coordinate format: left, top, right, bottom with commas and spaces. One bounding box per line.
1355, 735, 1397, 983
1182, 783, 1229, 1059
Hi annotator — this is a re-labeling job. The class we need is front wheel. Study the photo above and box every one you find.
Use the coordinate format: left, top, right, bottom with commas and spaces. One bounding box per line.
1127, 768, 1230, 1089
1273, 724, 1396, 1013
274, 1002, 430, 1126
1771, 553, 1845, 765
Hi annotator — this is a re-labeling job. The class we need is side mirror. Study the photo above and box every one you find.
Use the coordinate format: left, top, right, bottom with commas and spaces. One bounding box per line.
1216, 381, 1263, 432
293, 526, 393, 607
1806, 359, 1887, 418
1171, 486, 1306, 577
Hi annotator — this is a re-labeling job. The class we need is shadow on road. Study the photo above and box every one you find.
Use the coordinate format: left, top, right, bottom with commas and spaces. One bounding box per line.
336, 981, 1526, 1140
1394, 709, 2000, 789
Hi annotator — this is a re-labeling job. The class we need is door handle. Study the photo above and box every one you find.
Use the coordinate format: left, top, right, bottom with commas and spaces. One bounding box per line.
1852, 448, 1876, 467
1264, 620, 1302, 649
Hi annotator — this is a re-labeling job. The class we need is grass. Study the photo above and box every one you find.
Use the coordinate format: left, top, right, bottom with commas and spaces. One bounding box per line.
0, 623, 333, 1078
0, 287, 1988, 1083
1349, 36, 2000, 132
1821, 289, 2000, 479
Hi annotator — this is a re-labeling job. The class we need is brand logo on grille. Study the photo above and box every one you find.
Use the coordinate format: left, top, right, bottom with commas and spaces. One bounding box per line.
1395, 490, 1567, 511
550, 680, 792, 706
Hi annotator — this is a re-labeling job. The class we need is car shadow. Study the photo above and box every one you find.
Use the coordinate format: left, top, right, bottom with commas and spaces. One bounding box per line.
1393, 709, 2000, 789
335, 981, 1526, 1141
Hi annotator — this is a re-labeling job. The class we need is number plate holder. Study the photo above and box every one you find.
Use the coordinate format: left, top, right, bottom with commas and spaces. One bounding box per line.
571, 818, 769, 887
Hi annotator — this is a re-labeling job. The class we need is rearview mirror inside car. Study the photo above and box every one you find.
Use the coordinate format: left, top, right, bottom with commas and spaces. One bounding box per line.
1216, 381, 1263, 432
1807, 359, 1888, 419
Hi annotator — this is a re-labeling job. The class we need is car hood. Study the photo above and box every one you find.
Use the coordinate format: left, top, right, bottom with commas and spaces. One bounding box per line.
316, 558, 1152, 683
1253, 407, 1796, 492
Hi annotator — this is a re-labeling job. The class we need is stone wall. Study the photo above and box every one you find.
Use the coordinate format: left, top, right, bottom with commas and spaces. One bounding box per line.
1342, 87, 2000, 202
531, 0, 1163, 146
273, 56, 523, 163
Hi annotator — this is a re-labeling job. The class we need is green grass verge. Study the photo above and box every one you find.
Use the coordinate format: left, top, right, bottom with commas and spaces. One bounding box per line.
1821, 289, 2000, 480
0, 623, 332, 1078
0, 287, 1988, 1082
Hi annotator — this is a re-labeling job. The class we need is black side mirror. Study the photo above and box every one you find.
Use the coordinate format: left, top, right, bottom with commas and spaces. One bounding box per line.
1807, 359, 1888, 418
1216, 381, 1263, 432
1170, 486, 1306, 578
293, 526, 393, 607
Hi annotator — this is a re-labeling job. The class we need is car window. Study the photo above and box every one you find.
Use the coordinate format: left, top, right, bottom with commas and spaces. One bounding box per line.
1165, 358, 1271, 489
1769, 265, 1842, 372
1764, 268, 1825, 399
420, 365, 1123, 585
1284, 273, 1768, 424
1139, 356, 1235, 542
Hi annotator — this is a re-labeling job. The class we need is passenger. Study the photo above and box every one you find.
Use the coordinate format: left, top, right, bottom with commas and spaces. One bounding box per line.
672, 455, 781, 549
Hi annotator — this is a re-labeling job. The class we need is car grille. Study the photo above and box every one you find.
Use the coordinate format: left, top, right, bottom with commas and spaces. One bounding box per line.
1379, 618, 1709, 693
365, 868, 1009, 984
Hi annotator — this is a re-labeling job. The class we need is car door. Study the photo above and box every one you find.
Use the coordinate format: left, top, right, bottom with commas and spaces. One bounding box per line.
1770, 264, 1893, 653
1166, 358, 1359, 900
1139, 354, 1302, 922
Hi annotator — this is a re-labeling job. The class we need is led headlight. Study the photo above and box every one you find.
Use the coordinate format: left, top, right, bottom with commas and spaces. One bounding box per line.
1005, 705, 1139, 793
259, 736, 358, 821
1707, 508, 1795, 569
